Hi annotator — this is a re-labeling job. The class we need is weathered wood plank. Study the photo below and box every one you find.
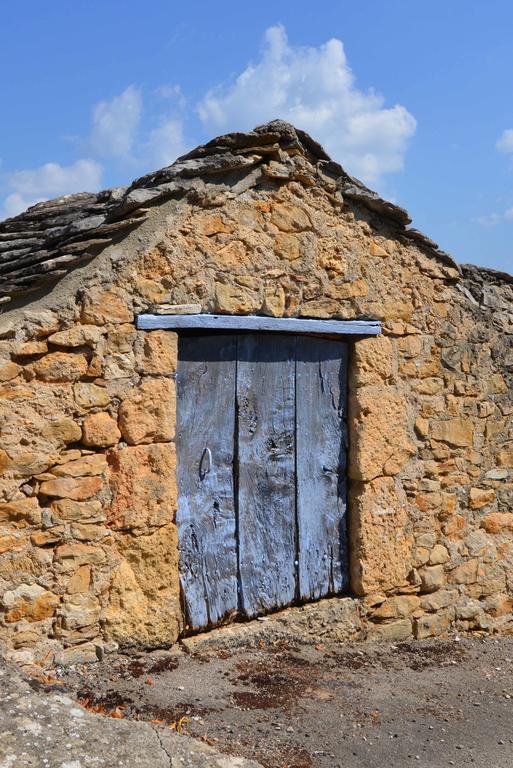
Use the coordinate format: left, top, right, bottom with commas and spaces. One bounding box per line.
137, 313, 381, 337
176, 334, 238, 630
296, 337, 349, 600
236, 333, 297, 617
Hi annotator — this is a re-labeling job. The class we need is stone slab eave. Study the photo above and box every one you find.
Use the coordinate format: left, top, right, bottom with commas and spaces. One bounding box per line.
0, 119, 507, 305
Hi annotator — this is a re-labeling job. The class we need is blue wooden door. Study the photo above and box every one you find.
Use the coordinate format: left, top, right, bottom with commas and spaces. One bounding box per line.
175, 335, 238, 629
176, 332, 348, 631
296, 337, 349, 600
237, 334, 297, 617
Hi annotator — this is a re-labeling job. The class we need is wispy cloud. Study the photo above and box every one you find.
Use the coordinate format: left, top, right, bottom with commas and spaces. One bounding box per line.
89, 85, 142, 158
144, 118, 187, 168
198, 25, 416, 186
497, 129, 513, 154
1, 25, 416, 220
477, 207, 513, 227
87, 84, 187, 167
477, 129, 513, 227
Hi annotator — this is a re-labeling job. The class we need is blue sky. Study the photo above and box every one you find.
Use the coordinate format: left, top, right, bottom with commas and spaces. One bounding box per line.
1, 1, 512, 273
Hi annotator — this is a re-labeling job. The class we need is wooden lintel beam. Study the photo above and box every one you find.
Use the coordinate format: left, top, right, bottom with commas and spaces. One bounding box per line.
136, 313, 381, 337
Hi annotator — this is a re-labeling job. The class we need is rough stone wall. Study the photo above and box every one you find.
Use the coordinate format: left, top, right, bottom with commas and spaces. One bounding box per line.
0, 173, 512, 670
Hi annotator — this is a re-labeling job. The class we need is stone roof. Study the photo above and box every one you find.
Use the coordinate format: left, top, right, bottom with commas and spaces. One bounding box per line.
0, 119, 485, 304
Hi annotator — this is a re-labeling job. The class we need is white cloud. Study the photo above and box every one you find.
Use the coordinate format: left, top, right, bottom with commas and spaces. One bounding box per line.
497, 129, 513, 154
1, 30, 418, 220
479, 132, 513, 226
198, 25, 416, 185
144, 86, 188, 167
145, 118, 187, 168
477, 207, 513, 227
155, 84, 186, 107
90, 85, 142, 158
87, 84, 186, 169
2, 192, 35, 219
1, 159, 103, 219
7, 159, 102, 197
481, 131, 513, 225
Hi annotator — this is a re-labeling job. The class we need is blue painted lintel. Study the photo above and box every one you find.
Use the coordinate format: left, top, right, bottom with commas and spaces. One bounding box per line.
137, 313, 381, 337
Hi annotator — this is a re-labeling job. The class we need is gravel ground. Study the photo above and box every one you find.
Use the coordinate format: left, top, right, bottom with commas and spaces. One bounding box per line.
54, 633, 513, 768
0, 658, 259, 768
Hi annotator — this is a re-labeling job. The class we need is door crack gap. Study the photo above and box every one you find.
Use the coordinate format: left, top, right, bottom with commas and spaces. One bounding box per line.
234, 333, 243, 616
293, 334, 300, 604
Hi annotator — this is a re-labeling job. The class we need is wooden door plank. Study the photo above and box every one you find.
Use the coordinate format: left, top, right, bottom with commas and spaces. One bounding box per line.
237, 333, 297, 617
296, 337, 349, 600
176, 334, 237, 630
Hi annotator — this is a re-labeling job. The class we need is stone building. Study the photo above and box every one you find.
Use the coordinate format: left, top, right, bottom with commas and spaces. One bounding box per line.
0, 120, 512, 669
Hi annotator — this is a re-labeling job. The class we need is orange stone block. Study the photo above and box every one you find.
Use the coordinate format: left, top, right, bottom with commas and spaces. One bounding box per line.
82, 412, 121, 448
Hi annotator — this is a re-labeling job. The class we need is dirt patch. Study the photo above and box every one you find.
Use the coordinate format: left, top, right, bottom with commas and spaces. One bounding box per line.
76, 684, 211, 729
328, 648, 384, 670
77, 688, 133, 717
254, 744, 313, 768
125, 659, 148, 678
147, 656, 180, 674
391, 640, 469, 670
234, 650, 316, 710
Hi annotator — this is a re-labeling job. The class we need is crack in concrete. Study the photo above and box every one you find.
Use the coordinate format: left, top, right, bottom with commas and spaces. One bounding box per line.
151, 724, 174, 768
